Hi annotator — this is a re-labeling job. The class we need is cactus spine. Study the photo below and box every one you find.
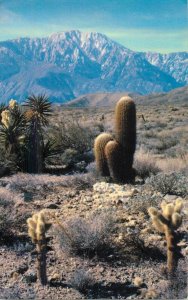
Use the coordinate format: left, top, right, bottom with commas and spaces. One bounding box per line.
94, 96, 136, 183
27, 211, 51, 285
94, 133, 113, 176
148, 199, 183, 273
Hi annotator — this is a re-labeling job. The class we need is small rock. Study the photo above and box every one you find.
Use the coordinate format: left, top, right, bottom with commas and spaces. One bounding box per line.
11, 272, 19, 281
16, 263, 28, 274
46, 203, 59, 209
164, 195, 178, 201
49, 273, 60, 281
22, 271, 37, 283
127, 220, 136, 227
114, 199, 123, 206
133, 276, 143, 287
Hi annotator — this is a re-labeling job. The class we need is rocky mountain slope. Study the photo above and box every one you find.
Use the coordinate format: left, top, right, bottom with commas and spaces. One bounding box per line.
0, 30, 187, 103
143, 52, 188, 85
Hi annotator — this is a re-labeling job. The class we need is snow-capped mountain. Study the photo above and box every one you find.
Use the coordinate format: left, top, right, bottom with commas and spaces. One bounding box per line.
143, 51, 188, 85
0, 30, 187, 103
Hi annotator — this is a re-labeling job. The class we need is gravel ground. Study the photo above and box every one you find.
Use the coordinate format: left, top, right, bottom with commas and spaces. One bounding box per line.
0, 179, 187, 299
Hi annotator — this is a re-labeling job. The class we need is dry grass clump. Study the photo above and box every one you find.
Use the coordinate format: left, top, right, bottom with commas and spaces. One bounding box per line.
70, 268, 94, 292
56, 211, 115, 257
0, 187, 22, 203
134, 148, 160, 179
156, 153, 188, 175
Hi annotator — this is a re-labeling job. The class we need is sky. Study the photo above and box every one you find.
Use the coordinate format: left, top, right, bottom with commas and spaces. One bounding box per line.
0, 0, 187, 53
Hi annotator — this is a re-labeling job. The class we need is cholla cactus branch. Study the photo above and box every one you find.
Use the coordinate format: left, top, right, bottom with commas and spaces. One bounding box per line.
27, 211, 51, 285
148, 199, 183, 273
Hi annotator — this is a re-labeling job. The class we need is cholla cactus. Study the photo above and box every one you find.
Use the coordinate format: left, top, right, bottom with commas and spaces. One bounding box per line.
9, 99, 18, 109
1, 110, 12, 128
148, 199, 183, 273
27, 211, 51, 285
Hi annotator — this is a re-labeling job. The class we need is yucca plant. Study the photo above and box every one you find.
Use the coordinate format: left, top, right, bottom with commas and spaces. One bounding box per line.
0, 103, 7, 124
24, 94, 52, 173
0, 104, 26, 169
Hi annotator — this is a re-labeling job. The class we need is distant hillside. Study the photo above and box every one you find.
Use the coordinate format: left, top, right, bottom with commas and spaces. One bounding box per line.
65, 92, 140, 107
65, 86, 188, 107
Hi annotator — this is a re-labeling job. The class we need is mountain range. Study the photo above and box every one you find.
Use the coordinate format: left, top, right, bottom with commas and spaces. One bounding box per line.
0, 30, 187, 103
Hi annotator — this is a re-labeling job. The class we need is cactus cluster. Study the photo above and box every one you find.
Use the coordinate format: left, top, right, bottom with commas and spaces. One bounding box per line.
94, 96, 136, 183
148, 199, 183, 273
27, 211, 51, 285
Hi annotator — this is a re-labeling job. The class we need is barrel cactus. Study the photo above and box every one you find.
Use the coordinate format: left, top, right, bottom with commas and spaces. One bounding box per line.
94, 96, 136, 183
94, 132, 113, 176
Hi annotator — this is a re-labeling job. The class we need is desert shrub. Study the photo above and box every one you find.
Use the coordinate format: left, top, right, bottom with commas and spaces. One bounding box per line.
60, 148, 79, 166
156, 136, 178, 152
127, 194, 162, 216
70, 269, 94, 292
147, 173, 187, 197
0, 188, 22, 237
58, 119, 96, 154
57, 211, 115, 256
0, 202, 14, 237
134, 149, 160, 179
0, 172, 96, 193
0, 286, 35, 299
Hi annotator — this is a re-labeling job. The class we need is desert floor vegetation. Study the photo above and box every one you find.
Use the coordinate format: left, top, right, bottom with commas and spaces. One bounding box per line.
0, 99, 187, 299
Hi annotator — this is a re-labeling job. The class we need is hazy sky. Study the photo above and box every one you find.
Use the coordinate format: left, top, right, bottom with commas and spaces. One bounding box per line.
0, 0, 187, 53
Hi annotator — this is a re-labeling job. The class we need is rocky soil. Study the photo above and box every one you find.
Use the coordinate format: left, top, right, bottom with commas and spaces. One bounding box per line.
0, 177, 187, 299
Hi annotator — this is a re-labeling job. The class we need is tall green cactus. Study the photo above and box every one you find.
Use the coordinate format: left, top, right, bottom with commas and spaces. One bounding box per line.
115, 96, 136, 152
94, 132, 113, 176
94, 96, 136, 183
115, 96, 136, 182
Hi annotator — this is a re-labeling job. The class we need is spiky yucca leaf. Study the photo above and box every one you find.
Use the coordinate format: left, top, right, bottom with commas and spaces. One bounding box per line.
24, 94, 52, 126
43, 139, 63, 160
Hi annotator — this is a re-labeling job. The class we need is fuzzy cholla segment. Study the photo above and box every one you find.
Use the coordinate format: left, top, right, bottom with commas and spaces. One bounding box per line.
27, 211, 51, 243
148, 198, 183, 232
